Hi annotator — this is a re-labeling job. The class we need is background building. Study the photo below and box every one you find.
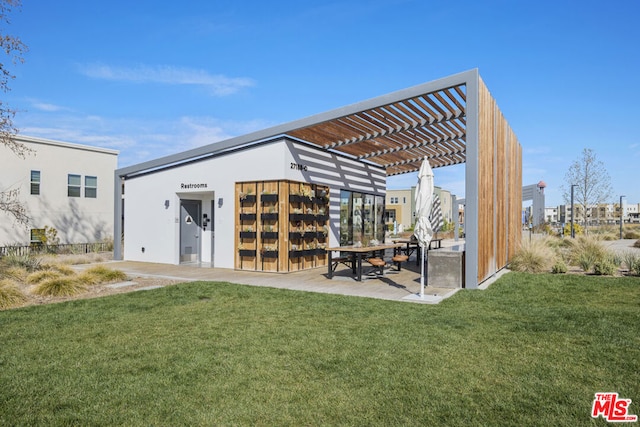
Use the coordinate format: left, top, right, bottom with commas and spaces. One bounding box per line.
385, 186, 454, 232
546, 202, 639, 226
385, 188, 414, 230
0, 135, 118, 245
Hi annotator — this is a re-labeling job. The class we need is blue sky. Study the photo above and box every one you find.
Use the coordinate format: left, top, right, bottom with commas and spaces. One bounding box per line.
4, 0, 639, 207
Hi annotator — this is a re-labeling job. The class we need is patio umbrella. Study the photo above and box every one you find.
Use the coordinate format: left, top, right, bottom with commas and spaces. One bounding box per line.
430, 194, 444, 236
413, 157, 434, 298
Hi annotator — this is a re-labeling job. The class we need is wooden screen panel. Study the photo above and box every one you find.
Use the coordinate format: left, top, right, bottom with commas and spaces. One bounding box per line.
477, 79, 496, 282
495, 109, 508, 269
508, 131, 522, 260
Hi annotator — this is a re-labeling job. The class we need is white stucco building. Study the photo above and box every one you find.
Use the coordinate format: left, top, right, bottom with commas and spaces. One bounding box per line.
0, 135, 118, 245
120, 138, 386, 269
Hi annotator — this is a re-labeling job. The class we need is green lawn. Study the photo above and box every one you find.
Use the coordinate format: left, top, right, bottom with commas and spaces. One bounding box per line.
0, 273, 638, 426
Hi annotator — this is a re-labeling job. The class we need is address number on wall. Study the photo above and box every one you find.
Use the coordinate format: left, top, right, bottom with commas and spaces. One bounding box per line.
290, 162, 308, 171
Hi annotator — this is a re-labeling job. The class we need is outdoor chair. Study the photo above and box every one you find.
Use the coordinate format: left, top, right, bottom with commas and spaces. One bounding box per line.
330, 254, 353, 273
367, 257, 386, 276
391, 254, 409, 271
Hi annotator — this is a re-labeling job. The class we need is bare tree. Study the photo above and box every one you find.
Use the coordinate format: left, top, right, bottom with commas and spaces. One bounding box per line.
0, 0, 30, 225
562, 148, 613, 225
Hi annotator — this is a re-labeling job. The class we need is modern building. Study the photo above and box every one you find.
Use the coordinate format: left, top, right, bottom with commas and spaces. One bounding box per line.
385, 188, 414, 230
544, 206, 559, 224
0, 135, 118, 245
549, 201, 639, 226
115, 69, 522, 289
385, 186, 454, 231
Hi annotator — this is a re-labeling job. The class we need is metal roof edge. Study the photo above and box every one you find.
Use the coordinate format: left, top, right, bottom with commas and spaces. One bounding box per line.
12, 134, 119, 156
116, 69, 479, 178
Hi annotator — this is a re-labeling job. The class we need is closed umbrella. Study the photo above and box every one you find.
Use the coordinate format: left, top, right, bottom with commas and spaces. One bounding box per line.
430, 194, 444, 236
413, 158, 434, 298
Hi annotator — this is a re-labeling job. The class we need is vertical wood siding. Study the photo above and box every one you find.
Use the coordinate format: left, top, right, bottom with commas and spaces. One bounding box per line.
476, 78, 522, 283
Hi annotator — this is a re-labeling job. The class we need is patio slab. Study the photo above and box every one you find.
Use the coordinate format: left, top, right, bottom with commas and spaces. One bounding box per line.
85, 244, 467, 304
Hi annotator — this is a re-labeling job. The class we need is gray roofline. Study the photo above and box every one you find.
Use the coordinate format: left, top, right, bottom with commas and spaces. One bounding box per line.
14, 134, 119, 156
116, 68, 477, 178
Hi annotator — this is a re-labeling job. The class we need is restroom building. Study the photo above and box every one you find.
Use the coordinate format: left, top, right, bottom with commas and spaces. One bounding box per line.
115, 69, 522, 288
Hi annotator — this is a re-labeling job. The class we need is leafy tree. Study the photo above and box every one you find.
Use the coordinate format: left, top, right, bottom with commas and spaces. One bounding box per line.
562, 148, 613, 225
0, 0, 30, 225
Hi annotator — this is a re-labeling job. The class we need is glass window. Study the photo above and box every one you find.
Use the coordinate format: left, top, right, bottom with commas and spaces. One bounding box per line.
85, 176, 97, 198
68, 174, 81, 197
339, 189, 385, 245
30, 228, 45, 243
30, 170, 40, 195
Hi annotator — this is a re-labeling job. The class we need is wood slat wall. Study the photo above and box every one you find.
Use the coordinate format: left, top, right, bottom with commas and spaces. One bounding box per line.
476, 78, 522, 283
235, 180, 329, 273
478, 79, 495, 281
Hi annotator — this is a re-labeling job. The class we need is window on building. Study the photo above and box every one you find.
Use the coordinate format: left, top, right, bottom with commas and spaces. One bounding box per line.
30, 228, 45, 243
68, 174, 81, 197
340, 190, 385, 246
30, 170, 41, 195
403, 197, 406, 204
390, 197, 398, 204
85, 176, 97, 198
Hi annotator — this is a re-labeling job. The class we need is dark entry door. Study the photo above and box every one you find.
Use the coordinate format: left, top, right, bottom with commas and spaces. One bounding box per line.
180, 200, 201, 263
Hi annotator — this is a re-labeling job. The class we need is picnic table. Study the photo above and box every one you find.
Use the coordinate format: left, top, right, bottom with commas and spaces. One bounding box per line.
392, 237, 443, 265
326, 242, 403, 281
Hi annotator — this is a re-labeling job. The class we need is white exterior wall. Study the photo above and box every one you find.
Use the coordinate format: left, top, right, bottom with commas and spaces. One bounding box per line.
0, 136, 118, 245
123, 139, 386, 268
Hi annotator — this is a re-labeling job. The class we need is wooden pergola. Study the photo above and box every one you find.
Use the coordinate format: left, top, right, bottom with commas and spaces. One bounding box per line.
114, 69, 522, 288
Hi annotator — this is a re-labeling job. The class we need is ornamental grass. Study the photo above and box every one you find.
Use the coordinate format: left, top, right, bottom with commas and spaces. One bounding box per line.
32, 276, 87, 297
78, 265, 128, 285
509, 237, 556, 273
0, 279, 27, 309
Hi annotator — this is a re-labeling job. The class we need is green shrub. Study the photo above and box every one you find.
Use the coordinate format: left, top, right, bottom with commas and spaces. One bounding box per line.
568, 236, 607, 268
0, 279, 27, 309
578, 252, 597, 272
551, 260, 567, 274
509, 238, 556, 273
593, 258, 617, 276
32, 277, 86, 297
632, 261, 640, 276
622, 251, 640, 276
563, 222, 583, 236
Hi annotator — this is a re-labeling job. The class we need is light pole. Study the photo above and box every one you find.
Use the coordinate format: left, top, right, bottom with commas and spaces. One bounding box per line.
570, 184, 577, 238
620, 195, 626, 240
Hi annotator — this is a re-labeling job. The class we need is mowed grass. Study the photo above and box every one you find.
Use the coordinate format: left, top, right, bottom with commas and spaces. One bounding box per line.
0, 273, 638, 426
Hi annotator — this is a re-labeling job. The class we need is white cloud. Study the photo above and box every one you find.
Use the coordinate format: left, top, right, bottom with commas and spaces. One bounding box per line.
28, 99, 70, 112
18, 112, 272, 168
78, 63, 255, 96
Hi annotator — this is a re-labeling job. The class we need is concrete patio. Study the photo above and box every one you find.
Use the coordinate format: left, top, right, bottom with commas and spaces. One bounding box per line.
89, 239, 468, 304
